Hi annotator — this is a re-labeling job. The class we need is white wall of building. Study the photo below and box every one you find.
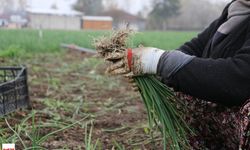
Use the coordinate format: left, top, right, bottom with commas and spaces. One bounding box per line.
28, 13, 81, 30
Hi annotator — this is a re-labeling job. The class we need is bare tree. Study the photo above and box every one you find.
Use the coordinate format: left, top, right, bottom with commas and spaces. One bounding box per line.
123, 0, 132, 12
103, 0, 118, 10
146, 0, 228, 30
0, 0, 14, 13
167, 0, 225, 30
73, 0, 104, 15
16, 0, 27, 11
147, 0, 180, 30
0, 0, 27, 13
51, 3, 58, 10
137, 5, 151, 19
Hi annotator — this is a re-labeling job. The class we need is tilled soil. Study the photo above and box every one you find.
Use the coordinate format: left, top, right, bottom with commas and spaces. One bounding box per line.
0, 50, 163, 149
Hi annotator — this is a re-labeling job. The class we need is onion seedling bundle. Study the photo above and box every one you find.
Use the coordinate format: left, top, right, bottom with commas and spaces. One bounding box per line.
94, 28, 192, 150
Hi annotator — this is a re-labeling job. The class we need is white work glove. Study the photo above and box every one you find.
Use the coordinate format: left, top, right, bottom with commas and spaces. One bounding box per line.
105, 47, 165, 76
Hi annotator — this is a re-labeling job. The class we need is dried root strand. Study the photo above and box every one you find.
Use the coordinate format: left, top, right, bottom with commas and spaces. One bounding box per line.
93, 27, 134, 58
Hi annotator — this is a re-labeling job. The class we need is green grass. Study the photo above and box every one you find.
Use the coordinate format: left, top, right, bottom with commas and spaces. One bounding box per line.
0, 29, 197, 57
0, 29, 107, 57
131, 31, 197, 50
1, 111, 90, 150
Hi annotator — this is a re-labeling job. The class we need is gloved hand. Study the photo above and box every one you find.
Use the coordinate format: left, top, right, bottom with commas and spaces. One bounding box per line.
105, 47, 165, 76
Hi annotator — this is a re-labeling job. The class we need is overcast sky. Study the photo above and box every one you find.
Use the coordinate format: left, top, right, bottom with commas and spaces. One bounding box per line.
27, 0, 231, 14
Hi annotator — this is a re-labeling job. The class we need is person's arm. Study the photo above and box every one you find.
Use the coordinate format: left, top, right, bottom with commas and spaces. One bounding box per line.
158, 37, 250, 107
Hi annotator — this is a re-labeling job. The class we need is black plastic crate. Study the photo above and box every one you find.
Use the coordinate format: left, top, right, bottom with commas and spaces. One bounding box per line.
0, 67, 30, 116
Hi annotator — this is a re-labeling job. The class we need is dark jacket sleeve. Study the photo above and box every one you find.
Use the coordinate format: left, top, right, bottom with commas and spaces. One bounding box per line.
159, 37, 250, 107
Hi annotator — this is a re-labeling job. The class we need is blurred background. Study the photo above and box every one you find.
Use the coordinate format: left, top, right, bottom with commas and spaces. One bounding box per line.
0, 0, 231, 31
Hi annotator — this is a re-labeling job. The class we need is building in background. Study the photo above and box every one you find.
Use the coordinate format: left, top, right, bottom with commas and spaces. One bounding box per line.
27, 8, 83, 30
82, 16, 113, 30
0, 14, 9, 27
10, 14, 28, 28
0, 13, 28, 29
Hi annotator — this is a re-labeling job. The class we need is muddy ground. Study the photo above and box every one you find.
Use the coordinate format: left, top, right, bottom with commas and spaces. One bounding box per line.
0, 50, 163, 149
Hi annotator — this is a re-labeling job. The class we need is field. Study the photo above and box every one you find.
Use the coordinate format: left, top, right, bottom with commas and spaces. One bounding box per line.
0, 29, 197, 149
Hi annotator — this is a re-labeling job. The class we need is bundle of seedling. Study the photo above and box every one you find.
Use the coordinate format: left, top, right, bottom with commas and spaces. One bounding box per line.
94, 28, 192, 150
